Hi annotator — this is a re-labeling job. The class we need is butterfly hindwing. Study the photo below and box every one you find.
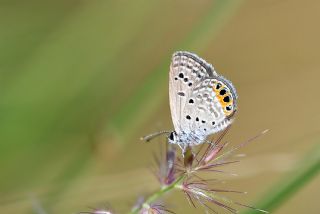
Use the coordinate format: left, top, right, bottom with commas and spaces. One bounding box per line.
182, 78, 233, 139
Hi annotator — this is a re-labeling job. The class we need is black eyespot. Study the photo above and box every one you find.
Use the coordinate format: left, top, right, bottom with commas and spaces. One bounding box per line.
220, 89, 226, 95
186, 115, 191, 120
197, 74, 202, 78
212, 121, 215, 125
188, 82, 192, 87
196, 117, 199, 121
216, 83, 222, 89
184, 78, 188, 82
226, 106, 232, 111
204, 128, 207, 131
201, 120, 206, 123
169, 132, 174, 140
223, 96, 230, 102
189, 99, 194, 104
179, 73, 184, 78
174, 77, 178, 80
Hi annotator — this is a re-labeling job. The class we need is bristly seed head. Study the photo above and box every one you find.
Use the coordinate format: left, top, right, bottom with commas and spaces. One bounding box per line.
79, 209, 113, 214
143, 127, 269, 214
140, 204, 175, 214
173, 128, 269, 213
154, 143, 178, 186
183, 146, 194, 170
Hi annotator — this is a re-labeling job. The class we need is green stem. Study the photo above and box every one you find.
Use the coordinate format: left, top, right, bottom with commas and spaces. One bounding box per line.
128, 175, 185, 214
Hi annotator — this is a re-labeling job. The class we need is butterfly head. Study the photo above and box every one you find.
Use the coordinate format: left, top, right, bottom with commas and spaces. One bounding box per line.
168, 131, 178, 144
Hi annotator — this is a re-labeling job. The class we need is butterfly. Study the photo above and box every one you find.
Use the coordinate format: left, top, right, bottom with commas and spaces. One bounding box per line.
167, 51, 238, 150
142, 51, 238, 151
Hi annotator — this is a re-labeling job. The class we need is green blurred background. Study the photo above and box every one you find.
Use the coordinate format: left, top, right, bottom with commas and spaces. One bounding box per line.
0, 0, 319, 213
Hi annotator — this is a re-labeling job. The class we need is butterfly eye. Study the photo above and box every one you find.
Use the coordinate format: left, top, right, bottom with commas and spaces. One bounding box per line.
169, 132, 174, 141
226, 105, 232, 111
216, 83, 222, 89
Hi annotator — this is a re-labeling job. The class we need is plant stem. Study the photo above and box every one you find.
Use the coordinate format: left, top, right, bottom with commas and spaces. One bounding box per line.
128, 175, 185, 214
241, 144, 320, 214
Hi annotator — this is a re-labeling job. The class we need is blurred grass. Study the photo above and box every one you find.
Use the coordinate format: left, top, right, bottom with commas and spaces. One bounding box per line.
0, 0, 162, 205
0, 0, 244, 212
1, 0, 320, 213
242, 144, 320, 214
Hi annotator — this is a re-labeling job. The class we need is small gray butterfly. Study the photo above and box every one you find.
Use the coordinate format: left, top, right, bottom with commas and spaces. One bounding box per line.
168, 51, 238, 150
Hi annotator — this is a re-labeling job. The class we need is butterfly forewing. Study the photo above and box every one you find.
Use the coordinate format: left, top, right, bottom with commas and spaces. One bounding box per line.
169, 51, 215, 134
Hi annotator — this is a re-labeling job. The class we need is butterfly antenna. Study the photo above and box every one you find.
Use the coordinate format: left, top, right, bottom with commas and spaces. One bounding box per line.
140, 130, 171, 142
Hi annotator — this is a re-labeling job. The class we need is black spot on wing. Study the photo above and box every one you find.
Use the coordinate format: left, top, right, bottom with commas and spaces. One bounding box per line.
223, 96, 230, 102
177, 92, 185, 96
220, 89, 226, 95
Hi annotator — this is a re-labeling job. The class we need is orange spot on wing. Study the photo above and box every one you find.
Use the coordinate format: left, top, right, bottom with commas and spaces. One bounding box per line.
213, 85, 233, 116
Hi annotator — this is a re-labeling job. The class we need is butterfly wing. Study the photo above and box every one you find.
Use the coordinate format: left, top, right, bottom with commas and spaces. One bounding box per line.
182, 76, 237, 143
169, 51, 238, 145
169, 51, 216, 134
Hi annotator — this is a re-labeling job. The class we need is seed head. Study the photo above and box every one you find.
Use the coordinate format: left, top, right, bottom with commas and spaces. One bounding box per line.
79, 209, 113, 214
140, 204, 175, 214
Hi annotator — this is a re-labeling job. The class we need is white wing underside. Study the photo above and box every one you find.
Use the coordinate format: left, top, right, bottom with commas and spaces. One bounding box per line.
169, 52, 232, 144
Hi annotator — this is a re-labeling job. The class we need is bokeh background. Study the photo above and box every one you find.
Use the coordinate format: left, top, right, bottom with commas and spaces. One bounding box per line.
0, 0, 319, 213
